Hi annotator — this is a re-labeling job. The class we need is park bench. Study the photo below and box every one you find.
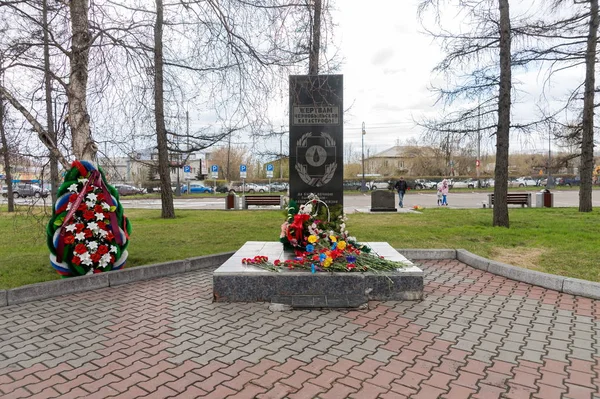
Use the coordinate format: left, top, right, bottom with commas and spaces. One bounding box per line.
487, 192, 531, 208
243, 195, 284, 209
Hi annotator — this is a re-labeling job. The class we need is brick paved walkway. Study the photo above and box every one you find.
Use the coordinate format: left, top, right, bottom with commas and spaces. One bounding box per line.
0, 259, 599, 399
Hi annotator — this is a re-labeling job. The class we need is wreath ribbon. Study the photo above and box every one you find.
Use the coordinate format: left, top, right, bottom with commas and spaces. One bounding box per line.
56, 169, 123, 263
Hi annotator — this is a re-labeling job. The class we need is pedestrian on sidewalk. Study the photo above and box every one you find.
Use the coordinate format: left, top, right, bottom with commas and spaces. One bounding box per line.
440, 178, 449, 206
394, 177, 408, 208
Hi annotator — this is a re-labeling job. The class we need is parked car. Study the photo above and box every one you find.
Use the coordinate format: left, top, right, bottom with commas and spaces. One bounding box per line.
414, 179, 437, 190
558, 176, 581, 187
6, 183, 49, 198
267, 182, 289, 192
182, 183, 214, 194
113, 184, 145, 196
368, 181, 391, 190
215, 184, 230, 193
447, 179, 475, 189
229, 182, 268, 193
516, 177, 539, 187
343, 181, 361, 191
507, 179, 526, 188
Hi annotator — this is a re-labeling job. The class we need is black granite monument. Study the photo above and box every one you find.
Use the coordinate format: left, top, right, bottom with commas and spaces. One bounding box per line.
289, 75, 343, 206
370, 190, 397, 212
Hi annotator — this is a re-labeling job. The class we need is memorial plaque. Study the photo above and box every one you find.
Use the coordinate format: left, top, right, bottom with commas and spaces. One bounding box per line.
370, 190, 397, 212
289, 75, 343, 206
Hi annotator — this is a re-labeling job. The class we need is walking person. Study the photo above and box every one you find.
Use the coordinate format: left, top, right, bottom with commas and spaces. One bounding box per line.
440, 178, 449, 206
394, 176, 408, 208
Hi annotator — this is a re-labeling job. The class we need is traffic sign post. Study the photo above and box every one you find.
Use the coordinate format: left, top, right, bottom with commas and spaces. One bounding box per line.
240, 164, 247, 179
266, 164, 273, 191
210, 165, 219, 179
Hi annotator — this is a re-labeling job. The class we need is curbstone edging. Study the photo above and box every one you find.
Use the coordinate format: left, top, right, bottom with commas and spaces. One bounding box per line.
1, 251, 235, 307
487, 260, 564, 291
404, 248, 597, 300
7, 274, 110, 305
397, 249, 456, 260
456, 249, 489, 271
562, 278, 600, 300
108, 260, 189, 286
188, 252, 234, 271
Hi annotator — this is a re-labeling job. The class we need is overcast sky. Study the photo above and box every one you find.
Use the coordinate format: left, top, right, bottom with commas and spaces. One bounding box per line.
330, 0, 586, 157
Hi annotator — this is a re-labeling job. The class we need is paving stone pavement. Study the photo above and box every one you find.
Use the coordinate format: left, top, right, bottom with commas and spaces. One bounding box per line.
0, 259, 599, 399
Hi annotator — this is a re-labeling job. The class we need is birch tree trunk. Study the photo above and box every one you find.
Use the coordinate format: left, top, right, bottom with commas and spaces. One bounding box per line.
579, 0, 598, 212
493, 0, 511, 228
0, 90, 14, 212
68, 0, 95, 162
43, 0, 59, 202
154, 0, 175, 219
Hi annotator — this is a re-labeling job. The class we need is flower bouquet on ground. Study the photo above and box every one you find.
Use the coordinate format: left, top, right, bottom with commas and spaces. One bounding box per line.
243, 194, 409, 273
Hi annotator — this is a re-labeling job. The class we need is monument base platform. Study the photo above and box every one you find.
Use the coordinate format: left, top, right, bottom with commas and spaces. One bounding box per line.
213, 242, 423, 308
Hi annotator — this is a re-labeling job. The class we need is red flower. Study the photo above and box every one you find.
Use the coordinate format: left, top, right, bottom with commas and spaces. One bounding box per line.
94, 204, 103, 213
97, 221, 107, 230
106, 231, 115, 241
84, 229, 93, 238
93, 268, 102, 274
86, 185, 94, 192
91, 253, 101, 263
69, 193, 78, 202
83, 210, 95, 220
72, 256, 81, 265
273, 259, 281, 266
74, 243, 87, 254
347, 264, 356, 270
110, 255, 115, 263
64, 234, 75, 245
76, 223, 85, 232
78, 203, 87, 212
96, 193, 105, 201
97, 245, 109, 255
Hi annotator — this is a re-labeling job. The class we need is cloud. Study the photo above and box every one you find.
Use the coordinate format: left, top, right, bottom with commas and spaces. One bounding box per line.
383, 67, 406, 75
371, 48, 395, 66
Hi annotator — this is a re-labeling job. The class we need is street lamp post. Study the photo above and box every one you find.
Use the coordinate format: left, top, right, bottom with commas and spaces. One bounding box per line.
361, 122, 367, 192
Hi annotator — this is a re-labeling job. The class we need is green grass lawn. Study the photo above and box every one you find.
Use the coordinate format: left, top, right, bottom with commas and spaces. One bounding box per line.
0, 206, 598, 289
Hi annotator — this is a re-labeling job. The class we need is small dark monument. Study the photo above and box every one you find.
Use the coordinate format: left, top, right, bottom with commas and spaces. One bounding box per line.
289, 75, 343, 207
370, 190, 397, 212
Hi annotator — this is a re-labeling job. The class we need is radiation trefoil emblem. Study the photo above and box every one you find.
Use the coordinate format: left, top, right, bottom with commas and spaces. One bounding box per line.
295, 132, 337, 187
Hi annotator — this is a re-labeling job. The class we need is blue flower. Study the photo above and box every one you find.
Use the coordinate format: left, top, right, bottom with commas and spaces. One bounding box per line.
311, 263, 316, 274
320, 253, 326, 261
306, 244, 314, 253
346, 255, 356, 263
331, 242, 338, 250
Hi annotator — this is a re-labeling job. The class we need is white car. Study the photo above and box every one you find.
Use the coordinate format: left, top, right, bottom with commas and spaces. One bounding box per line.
450, 179, 476, 189
517, 177, 539, 187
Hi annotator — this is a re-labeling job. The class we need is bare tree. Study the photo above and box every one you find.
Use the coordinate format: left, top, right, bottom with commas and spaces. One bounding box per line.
512, 0, 598, 212
494, 0, 511, 227
418, 0, 513, 226
579, 0, 598, 212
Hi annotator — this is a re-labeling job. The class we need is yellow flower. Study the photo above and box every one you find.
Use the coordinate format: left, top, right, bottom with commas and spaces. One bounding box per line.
337, 241, 347, 250
329, 235, 337, 242
323, 257, 332, 267
308, 235, 317, 244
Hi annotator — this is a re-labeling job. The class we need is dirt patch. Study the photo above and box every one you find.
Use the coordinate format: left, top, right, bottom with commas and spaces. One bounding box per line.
491, 247, 545, 271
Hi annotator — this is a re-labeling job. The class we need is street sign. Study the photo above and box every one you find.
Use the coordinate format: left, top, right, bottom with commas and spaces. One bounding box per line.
240, 164, 247, 179
183, 165, 191, 173
266, 164, 273, 178
210, 164, 218, 179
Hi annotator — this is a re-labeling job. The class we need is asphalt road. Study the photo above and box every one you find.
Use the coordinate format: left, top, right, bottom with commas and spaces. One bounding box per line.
3, 189, 598, 213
